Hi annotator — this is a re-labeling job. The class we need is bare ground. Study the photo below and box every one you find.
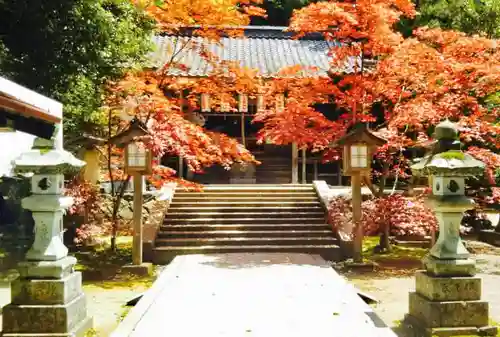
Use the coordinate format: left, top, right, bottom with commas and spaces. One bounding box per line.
348, 240, 500, 335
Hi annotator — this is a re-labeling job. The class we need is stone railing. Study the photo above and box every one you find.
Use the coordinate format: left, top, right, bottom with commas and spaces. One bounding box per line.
143, 183, 176, 262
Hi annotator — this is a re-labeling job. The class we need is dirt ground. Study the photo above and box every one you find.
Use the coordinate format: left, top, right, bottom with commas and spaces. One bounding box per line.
2, 240, 500, 336
84, 284, 149, 336
348, 240, 500, 335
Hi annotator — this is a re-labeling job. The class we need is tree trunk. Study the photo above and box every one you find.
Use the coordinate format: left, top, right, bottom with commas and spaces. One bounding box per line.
379, 222, 392, 252
110, 231, 117, 252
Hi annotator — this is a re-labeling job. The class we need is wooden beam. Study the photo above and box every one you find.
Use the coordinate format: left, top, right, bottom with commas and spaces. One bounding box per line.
0, 95, 61, 124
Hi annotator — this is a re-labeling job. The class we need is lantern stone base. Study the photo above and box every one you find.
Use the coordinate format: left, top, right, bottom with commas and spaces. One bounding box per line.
16, 256, 77, 279
403, 314, 497, 337
423, 255, 476, 276
403, 270, 497, 337
1, 270, 93, 337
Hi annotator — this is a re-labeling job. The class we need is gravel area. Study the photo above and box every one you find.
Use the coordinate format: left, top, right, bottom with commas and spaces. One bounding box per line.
349, 251, 500, 335
84, 284, 149, 336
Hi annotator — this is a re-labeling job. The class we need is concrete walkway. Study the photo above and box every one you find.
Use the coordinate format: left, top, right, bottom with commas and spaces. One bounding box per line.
112, 253, 395, 337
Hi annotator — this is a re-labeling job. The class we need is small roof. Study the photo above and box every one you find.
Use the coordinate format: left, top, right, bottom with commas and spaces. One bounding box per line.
150, 26, 361, 78
0, 76, 62, 125
333, 124, 387, 147
108, 118, 150, 147
0, 77, 64, 177
411, 152, 485, 177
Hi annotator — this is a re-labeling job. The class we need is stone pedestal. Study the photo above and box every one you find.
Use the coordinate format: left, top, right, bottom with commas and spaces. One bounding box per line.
1, 137, 92, 337
405, 266, 497, 337
2, 266, 92, 337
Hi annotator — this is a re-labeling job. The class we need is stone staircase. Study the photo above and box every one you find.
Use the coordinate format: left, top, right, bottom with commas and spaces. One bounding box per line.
153, 184, 341, 264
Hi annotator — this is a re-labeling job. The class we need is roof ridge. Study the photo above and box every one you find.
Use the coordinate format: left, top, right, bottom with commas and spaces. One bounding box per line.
159, 25, 325, 41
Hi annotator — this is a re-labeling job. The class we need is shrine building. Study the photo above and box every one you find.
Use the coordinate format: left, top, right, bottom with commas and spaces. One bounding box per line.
151, 26, 361, 186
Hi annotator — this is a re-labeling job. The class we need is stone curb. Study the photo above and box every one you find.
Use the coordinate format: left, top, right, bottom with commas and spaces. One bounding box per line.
109, 257, 185, 337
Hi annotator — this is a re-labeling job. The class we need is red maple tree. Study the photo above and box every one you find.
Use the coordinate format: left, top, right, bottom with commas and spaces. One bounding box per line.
68, 0, 266, 247
253, 0, 499, 251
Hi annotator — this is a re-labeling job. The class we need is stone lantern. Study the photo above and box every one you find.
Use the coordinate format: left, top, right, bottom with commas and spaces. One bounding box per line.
404, 120, 497, 337
2, 135, 93, 336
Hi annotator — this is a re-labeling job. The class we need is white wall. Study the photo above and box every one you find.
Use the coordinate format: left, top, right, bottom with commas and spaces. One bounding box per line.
0, 131, 36, 177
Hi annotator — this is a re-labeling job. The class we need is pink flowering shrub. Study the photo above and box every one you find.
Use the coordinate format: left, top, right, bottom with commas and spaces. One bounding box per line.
328, 192, 438, 238
64, 178, 106, 244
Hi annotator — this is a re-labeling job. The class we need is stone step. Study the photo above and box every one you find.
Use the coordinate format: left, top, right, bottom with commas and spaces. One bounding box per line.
173, 191, 318, 198
165, 211, 325, 219
170, 201, 322, 208
153, 244, 342, 264
176, 185, 314, 193
160, 223, 330, 231
155, 236, 338, 247
157, 229, 334, 239
171, 196, 320, 202
167, 206, 323, 213
164, 217, 326, 224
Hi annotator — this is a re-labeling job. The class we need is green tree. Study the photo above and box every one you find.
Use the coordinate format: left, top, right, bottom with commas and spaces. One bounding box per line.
252, 0, 314, 26
399, 0, 500, 38
0, 0, 154, 138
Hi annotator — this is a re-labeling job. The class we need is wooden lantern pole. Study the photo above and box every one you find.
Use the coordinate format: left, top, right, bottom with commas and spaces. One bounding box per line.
351, 173, 363, 263
333, 124, 387, 264
132, 172, 143, 265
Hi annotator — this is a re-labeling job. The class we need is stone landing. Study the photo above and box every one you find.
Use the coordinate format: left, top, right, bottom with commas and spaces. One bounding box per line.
112, 253, 395, 337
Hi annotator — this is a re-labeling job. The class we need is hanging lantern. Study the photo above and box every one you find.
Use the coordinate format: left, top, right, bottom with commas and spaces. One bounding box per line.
220, 98, 230, 113
238, 94, 248, 113
201, 93, 211, 112
275, 94, 285, 112
257, 94, 265, 113
332, 124, 386, 176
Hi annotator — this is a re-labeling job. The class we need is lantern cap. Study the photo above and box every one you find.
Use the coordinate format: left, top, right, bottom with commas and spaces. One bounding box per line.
411, 120, 484, 177
108, 118, 150, 148
434, 119, 458, 140
13, 137, 85, 174
332, 123, 386, 147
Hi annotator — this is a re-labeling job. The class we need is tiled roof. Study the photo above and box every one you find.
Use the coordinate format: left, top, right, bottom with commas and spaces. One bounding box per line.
149, 26, 360, 78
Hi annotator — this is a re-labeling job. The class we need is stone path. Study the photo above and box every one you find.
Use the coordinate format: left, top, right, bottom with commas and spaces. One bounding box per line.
113, 253, 396, 337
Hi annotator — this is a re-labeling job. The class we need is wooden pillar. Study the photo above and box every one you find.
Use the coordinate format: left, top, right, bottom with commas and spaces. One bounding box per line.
186, 166, 194, 180
132, 173, 143, 265
338, 163, 343, 186
301, 148, 306, 184
291, 143, 298, 183
351, 173, 363, 263
313, 160, 318, 181
178, 157, 184, 179
241, 112, 246, 147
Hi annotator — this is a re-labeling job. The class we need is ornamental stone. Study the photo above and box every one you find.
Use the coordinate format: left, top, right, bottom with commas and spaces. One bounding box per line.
403, 120, 497, 337
2, 136, 93, 337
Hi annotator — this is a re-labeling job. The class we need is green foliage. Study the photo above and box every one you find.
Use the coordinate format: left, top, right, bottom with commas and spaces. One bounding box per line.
252, 0, 314, 26
419, 0, 500, 37
437, 151, 466, 160
400, 0, 500, 38
0, 0, 154, 138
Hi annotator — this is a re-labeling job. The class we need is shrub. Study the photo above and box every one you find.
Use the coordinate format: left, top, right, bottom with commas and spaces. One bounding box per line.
328, 192, 438, 238
64, 178, 105, 244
